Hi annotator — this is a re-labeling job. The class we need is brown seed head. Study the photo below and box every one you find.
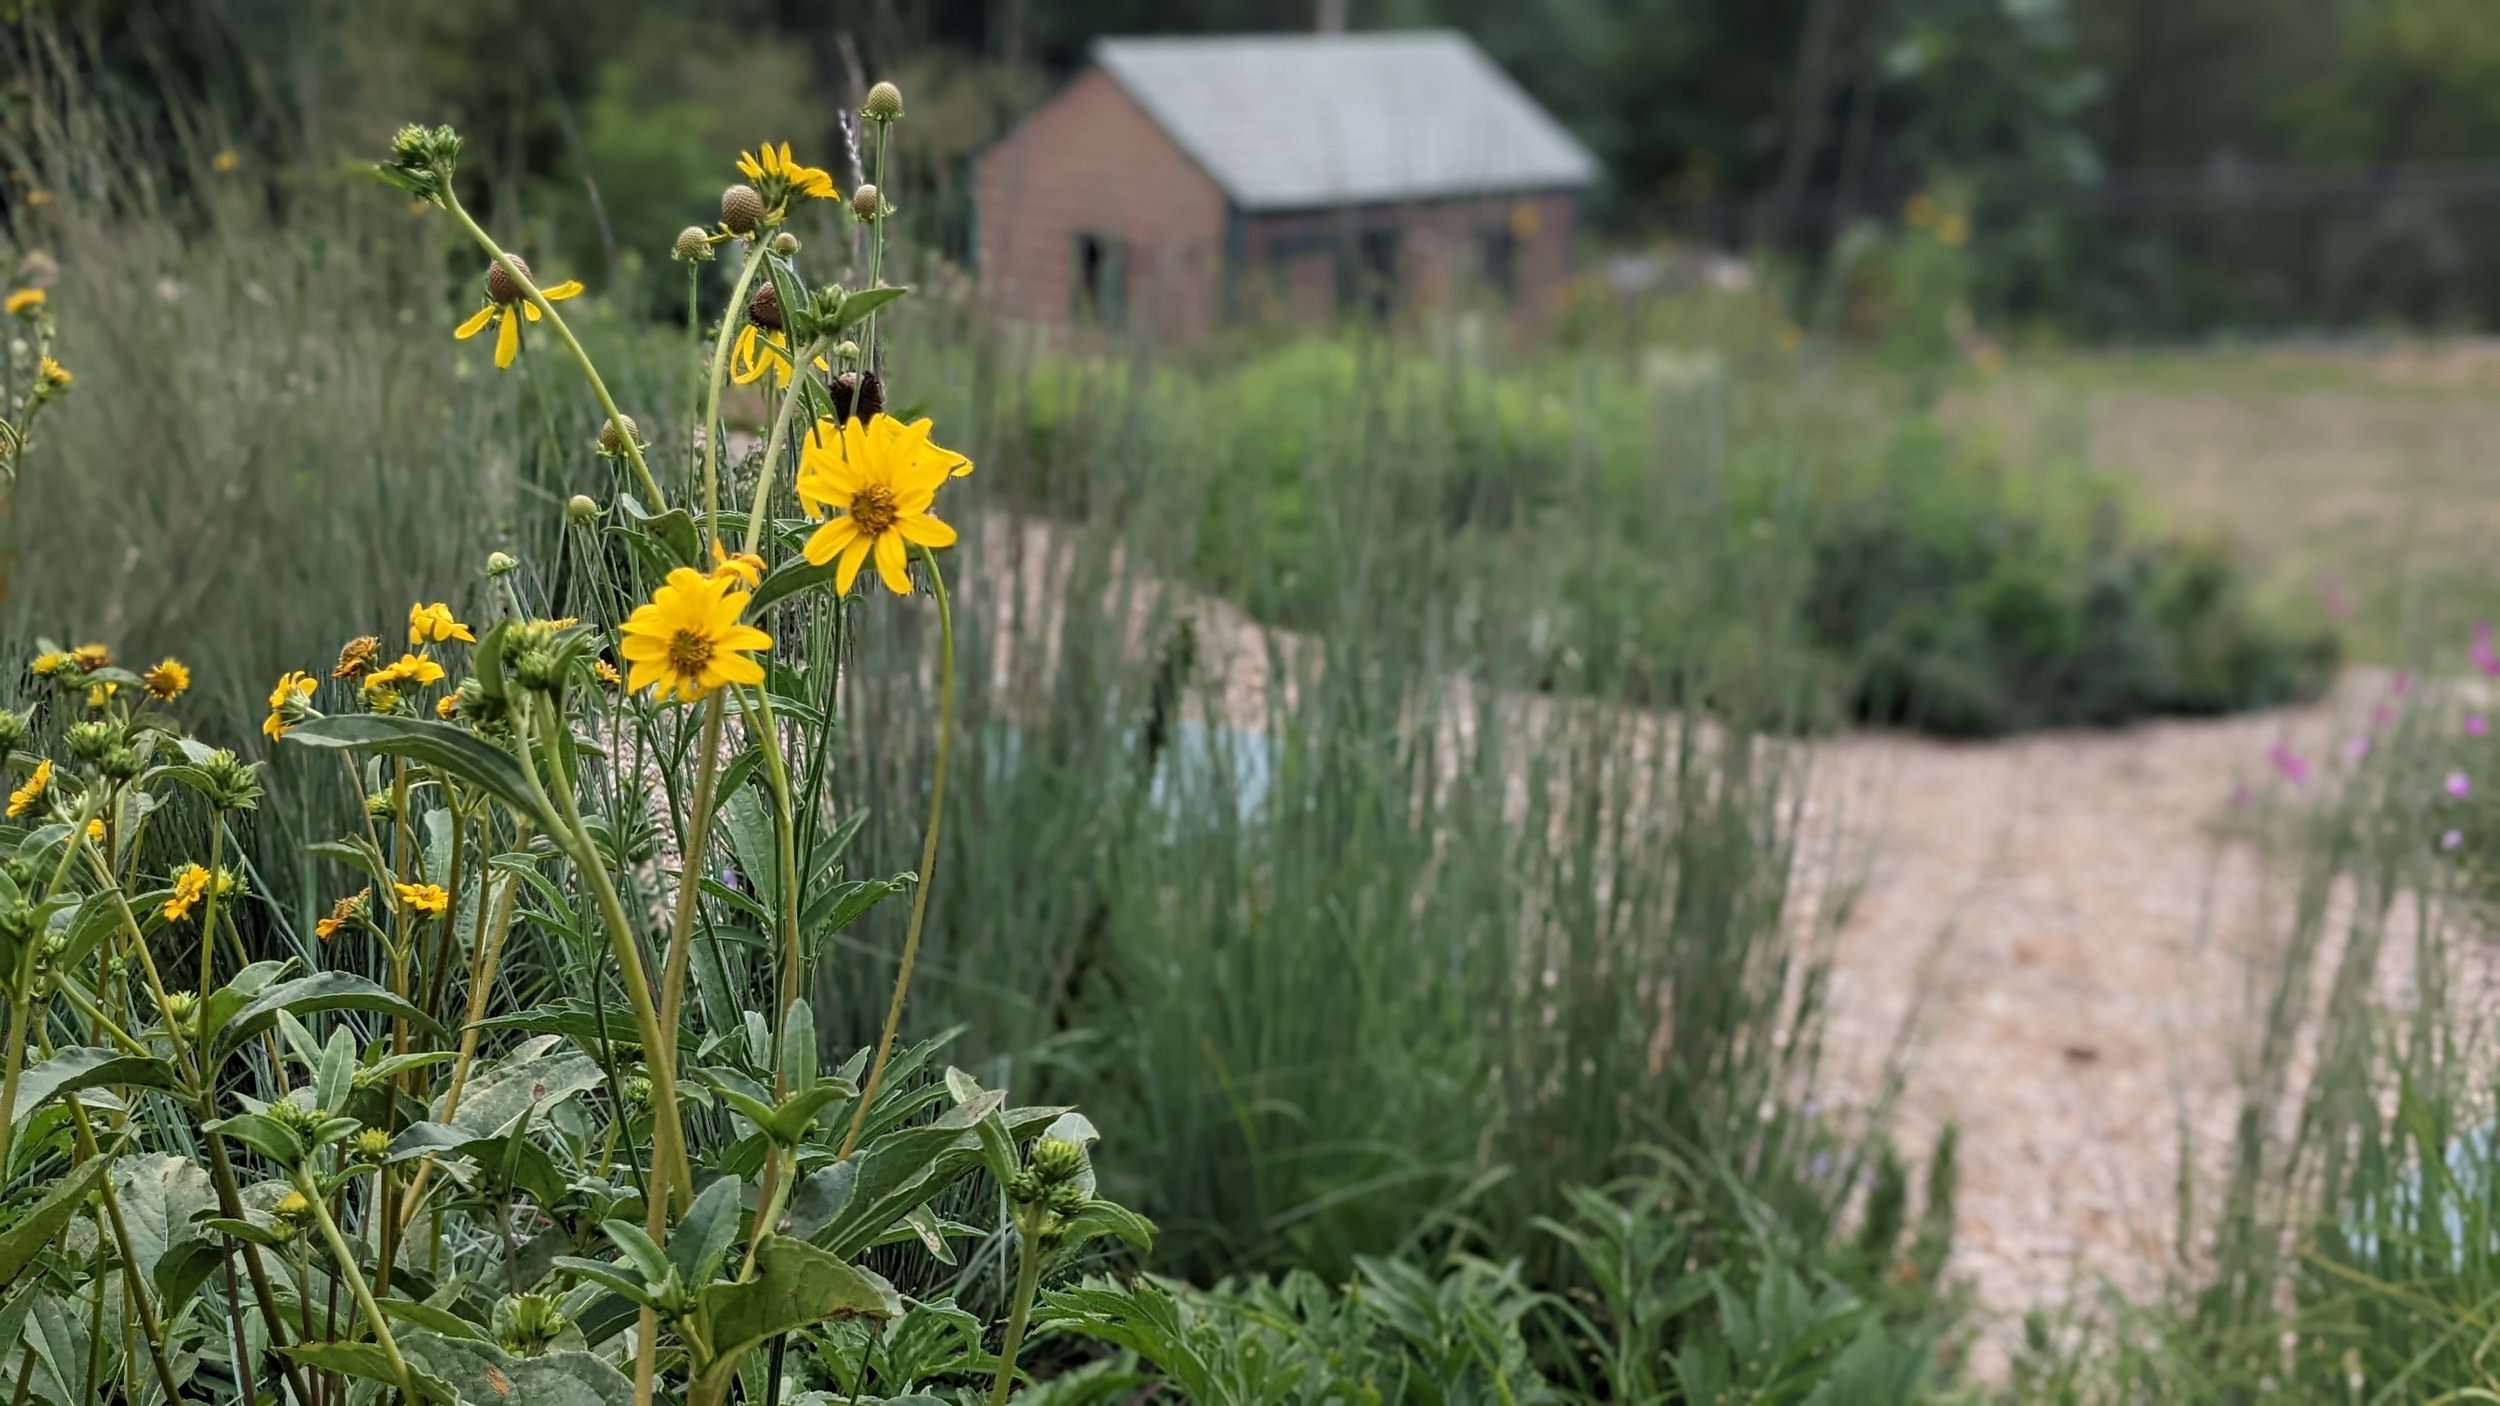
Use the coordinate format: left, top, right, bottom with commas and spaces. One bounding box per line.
849, 184, 881, 220
673, 225, 712, 261
863, 82, 904, 121
599, 414, 638, 456
721, 183, 765, 235
485, 255, 530, 305
748, 281, 783, 330
829, 371, 885, 424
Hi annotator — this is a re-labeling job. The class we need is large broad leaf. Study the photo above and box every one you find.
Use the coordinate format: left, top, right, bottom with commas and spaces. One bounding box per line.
212, 972, 440, 1059
0, 1157, 106, 1287
445, 1044, 603, 1137
794, 1095, 1075, 1258
10, 1048, 178, 1127
280, 1340, 455, 1402
695, 1237, 898, 1394
749, 555, 842, 612
830, 285, 910, 332
668, 1177, 745, 1288
399, 1331, 636, 1406
114, 1153, 218, 1316
285, 714, 552, 828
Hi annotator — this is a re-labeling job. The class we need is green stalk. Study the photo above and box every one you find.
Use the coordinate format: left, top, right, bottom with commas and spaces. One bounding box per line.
839, 548, 954, 1158
298, 1169, 418, 1403
0, 993, 29, 1182
439, 190, 667, 510
741, 335, 831, 558
61, 1098, 182, 1404
516, 697, 691, 1210
861, 124, 893, 366
703, 240, 773, 547
654, 696, 724, 1137
194, 818, 225, 1003
986, 1207, 1045, 1406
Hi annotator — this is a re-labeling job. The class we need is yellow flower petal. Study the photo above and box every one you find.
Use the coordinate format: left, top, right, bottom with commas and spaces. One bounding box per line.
454, 305, 496, 340
803, 516, 859, 567
873, 531, 911, 596
834, 534, 873, 595
494, 310, 520, 368
541, 280, 584, 301
896, 513, 956, 549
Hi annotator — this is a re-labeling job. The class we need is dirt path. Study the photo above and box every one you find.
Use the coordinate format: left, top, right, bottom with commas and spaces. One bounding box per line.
1810, 675, 2395, 1368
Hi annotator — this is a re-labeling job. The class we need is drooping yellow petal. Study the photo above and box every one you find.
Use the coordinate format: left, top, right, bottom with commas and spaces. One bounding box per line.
522, 301, 542, 322
834, 534, 873, 595
872, 530, 911, 596
454, 305, 496, 340
541, 280, 584, 301
494, 310, 520, 368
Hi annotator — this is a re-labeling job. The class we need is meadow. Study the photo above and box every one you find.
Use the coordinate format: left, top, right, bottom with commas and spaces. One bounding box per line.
0, 23, 2492, 1406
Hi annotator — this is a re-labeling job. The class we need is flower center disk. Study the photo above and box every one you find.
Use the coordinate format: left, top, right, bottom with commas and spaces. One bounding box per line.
667, 629, 715, 674
852, 484, 899, 536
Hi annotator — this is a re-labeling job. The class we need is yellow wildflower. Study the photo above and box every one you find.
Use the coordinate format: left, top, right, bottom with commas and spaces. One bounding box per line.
709, 541, 766, 590
71, 643, 112, 672
593, 659, 622, 689
83, 818, 104, 844
315, 888, 370, 941
24, 190, 49, 207
263, 670, 316, 740
6, 759, 48, 819
394, 881, 450, 917
333, 635, 383, 678
1936, 213, 1972, 248
27, 651, 71, 677
435, 694, 459, 720
452, 256, 583, 371
735, 140, 839, 212
616, 567, 772, 704
795, 414, 971, 596
408, 602, 474, 645
211, 148, 241, 174
142, 658, 190, 700
3, 287, 41, 316
162, 863, 210, 922
35, 357, 67, 389
370, 652, 445, 689
85, 682, 117, 710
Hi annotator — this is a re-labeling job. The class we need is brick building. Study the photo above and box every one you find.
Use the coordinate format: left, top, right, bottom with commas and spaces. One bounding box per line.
973, 31, 1599, 343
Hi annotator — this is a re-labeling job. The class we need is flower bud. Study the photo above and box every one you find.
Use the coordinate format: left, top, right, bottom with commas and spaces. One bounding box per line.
1028, 1137, 1087, 1185
566, 493, 602, 523
350, 1128, 393, 1163
198, 749, 264, 811
836, 340, 861, 362
365, 791, 397, 823
673, 226, 714, 262
485, 551, 519, 577
63, 721, 114, 763
495, 1292, 569, 1356
0, 709, 30, 753
849, 184, 881, 221
863, 81, 904, 122
621, 1073, 653, 1108
273, 1191, 313, 1222
771, 231, 800, 256
721, 184, 765, 235
97, 746, 143, 783
157, 990, 197, 1032
597, 414, 638, 458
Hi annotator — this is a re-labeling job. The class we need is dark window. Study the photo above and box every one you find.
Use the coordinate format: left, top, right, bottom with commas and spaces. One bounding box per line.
1479, 227, 1519, 299
1072, 232, 1128, 328
1341, 227, 1400, 324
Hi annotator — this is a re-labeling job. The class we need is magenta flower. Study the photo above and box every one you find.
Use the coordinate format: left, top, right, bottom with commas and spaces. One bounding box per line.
2471, 714, 2490, 738
2344, 736, 2372, 761
2448, 771, 2473, 799
2268, 741, 2310, 784
2395, 671, 2415, 697
2444, 829, 2465, 852
2475, 621, 2500, 677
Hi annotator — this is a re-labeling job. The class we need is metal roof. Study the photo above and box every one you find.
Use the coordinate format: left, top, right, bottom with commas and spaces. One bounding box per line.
1091, 31, 1600, 212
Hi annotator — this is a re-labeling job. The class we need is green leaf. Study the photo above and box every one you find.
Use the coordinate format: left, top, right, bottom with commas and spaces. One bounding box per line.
668, 1176, 743, 1287
0, 1156, 106, 1286
213, 972, 439, 1059
613, 494, 702, 570
1053, 1199, 1158, 1256
307, 837, 391, 888
467, 997, 691, 1053
9, 1048, 177, 1127
831, 286, 910, 332
280, 1340, 454, 1402
285, 714, 552, 829
445, 1043, 603, 1136
802, 874, 914, 948
695, 1237, 898, 1392
117, 1153, 219, 1316
204, 1112, 306, 1168
377, 1300, 490, 1342
750, 554, 843, 612
551, 1256, 659, 1307
400, 1332, 636, 1406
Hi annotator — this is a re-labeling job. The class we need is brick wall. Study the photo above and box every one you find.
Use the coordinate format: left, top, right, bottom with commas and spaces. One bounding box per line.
973, 68, 1230, 344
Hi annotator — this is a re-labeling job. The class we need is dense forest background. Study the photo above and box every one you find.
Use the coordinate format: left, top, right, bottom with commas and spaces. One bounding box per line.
19, 0, 2500, 337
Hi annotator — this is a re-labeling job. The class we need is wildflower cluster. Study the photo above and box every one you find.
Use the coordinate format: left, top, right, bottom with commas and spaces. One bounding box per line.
1, 263, 70, 484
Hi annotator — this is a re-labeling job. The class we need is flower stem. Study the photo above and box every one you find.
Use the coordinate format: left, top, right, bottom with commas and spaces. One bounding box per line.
987, 1207, 1045, 1406
742, 336, 831, 559
299, 1169, 419, 1403
704, 241, 772, 548
839, 547, 953, 1159
863, 125, 893, 368
195, 818, 225, 1004
0, 994, 31, 1183
516, 697, 691, 1211
440, 191, 667, 511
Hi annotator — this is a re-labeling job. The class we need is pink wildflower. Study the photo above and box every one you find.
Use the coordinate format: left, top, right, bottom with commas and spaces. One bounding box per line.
2268, 741, 2310, 784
